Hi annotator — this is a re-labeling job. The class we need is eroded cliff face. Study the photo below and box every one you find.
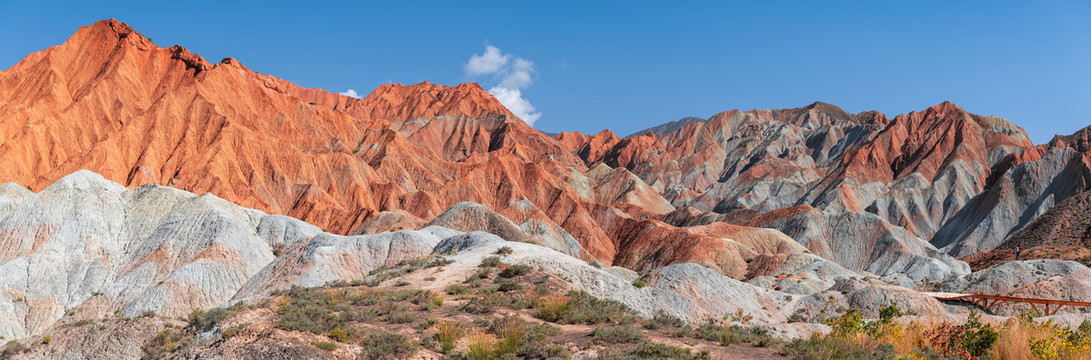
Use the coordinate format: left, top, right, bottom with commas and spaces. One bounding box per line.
557, 99, 1091, 278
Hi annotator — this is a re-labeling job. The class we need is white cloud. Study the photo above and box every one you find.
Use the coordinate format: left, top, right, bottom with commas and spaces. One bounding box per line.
464, 46, 542, 126
488, 87, 541, 125
339, 89, 361, 99
464, 45, 510, 76
498, 58, 534, 89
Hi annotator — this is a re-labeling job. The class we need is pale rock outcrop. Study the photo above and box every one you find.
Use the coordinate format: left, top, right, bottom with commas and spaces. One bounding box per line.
762, 209, 970, 283
233, 227, 459, 300
0, 171, 463, 340
0, 183, 32, 217
935, 260, 1091, 316
426, 202, 581, 257
0, 171, 275, 339
644, 263, 793, 323
606, 266, 640, 282
846, 286, 947, 317
432, 234, 794, 325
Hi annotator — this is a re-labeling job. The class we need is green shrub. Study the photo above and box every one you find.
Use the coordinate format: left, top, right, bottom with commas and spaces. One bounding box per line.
481, 256, 503, 268
446, 284, 469, 295
142, 329, 195, 358
376, 302, 409, 315
391, 291, 415, 301
415, 317, 438, 333
458, 299, 495, 316
925, 312, 998, 358
274, 286, 350, 334
787, 311, 806, 323
561, 290, 632, 324
495, 278, 522, 292
349, 290, 385, 306
591, 325, 646, 344
498, 264, 533, 278
328, 327, 357, 343
2, 340, 27, 356
825, 308, 865, 336
359, 331, 418, 360
646, 310, 684, 329
693, 323, 775, 347
424, 257, 454, 268
632, 280, 646, 288
458, 293, 510, 315
476, 285, 499, 295
410, 290, 443, 310
495, 246, 514, 256
877, 301, 903, 323
312, 341, 337, 351
186, 307, 235, 332
355, 308, 379, 322
468, 268, 493, 282
525, 321, 563, 341
694, 323, 734, 345
533, 291, 634, 325
517, 343, 571, 359
669, 325, 692, 338
221, 326, 242, 339
383, 313, 416, 324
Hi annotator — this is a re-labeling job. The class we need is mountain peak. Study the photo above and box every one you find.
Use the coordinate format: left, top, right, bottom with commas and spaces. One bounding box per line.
925, 101, 965, 117
68, 19, 152, 48
800, 101, 852, 117
87, 18, 133, 37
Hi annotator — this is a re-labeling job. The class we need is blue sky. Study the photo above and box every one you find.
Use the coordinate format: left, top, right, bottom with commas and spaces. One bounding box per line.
2, 1, 1089, 143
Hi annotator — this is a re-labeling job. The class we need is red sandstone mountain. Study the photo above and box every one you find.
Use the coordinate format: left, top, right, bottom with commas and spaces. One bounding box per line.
0, 20, 579, 248
0, 19, 789, 273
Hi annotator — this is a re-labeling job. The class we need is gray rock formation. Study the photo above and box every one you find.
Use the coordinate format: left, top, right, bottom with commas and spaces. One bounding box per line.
426, 202, 581, 257
936, 260, 1091, 316
749, 209, 970, 283
627, 116, 707, 137
932, 148, 1091, 256
0, 171, 275, 339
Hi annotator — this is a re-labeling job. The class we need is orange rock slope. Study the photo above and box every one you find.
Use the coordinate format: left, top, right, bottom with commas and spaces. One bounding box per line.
0, 19, 768, 270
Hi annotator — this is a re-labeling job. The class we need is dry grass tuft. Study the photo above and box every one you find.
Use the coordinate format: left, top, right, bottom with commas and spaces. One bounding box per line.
990, 320, 1037, 360
495, 317, 526, 354
534, 294, 571, 322
465, 329, 497, 360
436, 320, 463, 353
